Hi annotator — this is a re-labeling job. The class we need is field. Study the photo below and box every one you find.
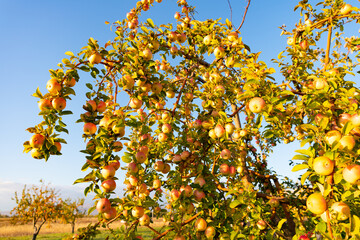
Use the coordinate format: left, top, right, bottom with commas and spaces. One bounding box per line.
0, 217, 166, 240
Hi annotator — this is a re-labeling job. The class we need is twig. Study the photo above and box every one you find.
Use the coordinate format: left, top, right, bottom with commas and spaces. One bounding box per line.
236, 0, 251, 31
226, 0, 235, 29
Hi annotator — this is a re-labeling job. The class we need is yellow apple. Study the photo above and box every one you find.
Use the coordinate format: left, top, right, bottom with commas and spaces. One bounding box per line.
306, 192, 327, 215
313, 156, 334, 176
343, 164, 360, 184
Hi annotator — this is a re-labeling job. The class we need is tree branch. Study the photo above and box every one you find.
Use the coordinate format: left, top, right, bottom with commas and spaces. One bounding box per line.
236, 0, 251, 31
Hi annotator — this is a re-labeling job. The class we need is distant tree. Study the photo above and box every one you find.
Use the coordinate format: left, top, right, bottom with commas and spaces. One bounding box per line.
11, 181, 62, 240
59, 198, 86, 233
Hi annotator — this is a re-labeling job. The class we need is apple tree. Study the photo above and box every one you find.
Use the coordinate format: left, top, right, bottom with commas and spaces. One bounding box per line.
23, 0, 360, 239
11, 181, 62, 240
59, 198, 86, 234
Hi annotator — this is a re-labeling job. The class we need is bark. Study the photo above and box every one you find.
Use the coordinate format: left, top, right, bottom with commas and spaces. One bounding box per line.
71, 222, 75, 234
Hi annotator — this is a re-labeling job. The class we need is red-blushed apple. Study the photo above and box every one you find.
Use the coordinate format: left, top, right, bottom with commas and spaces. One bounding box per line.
195, 218, 207, 231
229, 166, 236, 176
249, 97, 266, 113
351, 114, 360, 127
31, 148, 44, 159
203, 35, 212, 45
338, 113, 351, 127
324, 130, 342, 146
96, 198, 111, 213
101, 179, 116, 192
113, 141, 123, 152
171, 189, 180, 201
220, 149, 231, 160
99, 116, 111, 129
103, 207, 117, 220
339, 135, 355, 151
177, 33, 187, 43
112, 124, 125, 136
180, 185, 192, 197
214, 47, 225, 58
97, 101, 106, 113
54, 142, 61, 152
162, 123, 172, 133
220, 163, 230, 175
209, 129, 217, 140
30, 134, 45, 148
330, 202, 350, 221
306, 192, 327, 215
142, 48, 153, 61
227, 32, 238, 42
128, 162, 138, 173
154, 161, 165, 172
151, 82, 163, 94
225, 123, 235, 135
257, 220, 267, 230
88, 52, 102, 64
205, 226, 216, 239
194, 177, 205, 187
313, 156, 334, 176
172, 154, 182, 163
83, 122, 97, 135
132, 206, 145, 218
52, 97, 66, 110
135, 151, 147, 163
139, 214, 150, 226
299, 235, 310, 240
194, 189, 205, 201
174, 236, 185, 240
340, 4, 353, 15
162, 163, 171, 174
168, 31, 177, 42
101, 165, 116, 179
299, 40, 309, 50
86, 100, 97, 112
343, 164, 360, 184
158, 132, 168, 142
129, 175, 138, 186
214, 124, 225, 138
153, 179, 162, 189
109, 160, 120, 170
38, 99, 52, 111
181, 151, 190, 160
46, 79, 61, 94
129, 98, 143, 109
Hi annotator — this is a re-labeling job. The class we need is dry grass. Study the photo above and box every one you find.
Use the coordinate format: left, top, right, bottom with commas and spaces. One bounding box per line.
0, 217, 166, 238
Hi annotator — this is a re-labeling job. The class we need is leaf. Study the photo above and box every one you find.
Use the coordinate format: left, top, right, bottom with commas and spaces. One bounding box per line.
147, 18, 155, 28
292, 164, 308, 172
292, 154, 309, 161
301, 171, 311, 185
32, 87, 44, 99
230, 200, 241, 209
316, 183, 324, 194
65, 51, 74, 57
277, 219, 287, 230
86, 83, 93, 90
295, 149, 314, 157
351, 215, 360, 234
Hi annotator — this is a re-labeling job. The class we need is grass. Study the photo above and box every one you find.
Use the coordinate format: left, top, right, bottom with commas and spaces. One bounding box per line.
0, 217, 165, 240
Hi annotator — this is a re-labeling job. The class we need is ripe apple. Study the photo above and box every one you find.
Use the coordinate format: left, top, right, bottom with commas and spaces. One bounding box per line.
225, 123, 235, 135
195, 218, 207, 231
180, 185, 192, 197
205, 226, 216, 239
299, 235, 310, 240
101, 179, 116, 192
299, 40, 309, 50
96, 198, 111, 213
52, 97, 66, 110
306, 192, 327, 215
330, 202, 350, 221
83, 122, 97, 135
132, 206, 145, 218
154, 161, 165, 172
287, 37, 294, 45
339, 135, 355, 151
101, 165, 116, 179
168, 31, 177, 42
135, 151, 147, 163
31, 148, 44, 159
142, 48, 153, 61
214, 47, 225, 58
129, 98, 143, 109
88, 52, 102, 64
30, 134, 45, 148
128, 162, 138, 173
103, 207, 117, 220
220, 149, 231, 160
313, 156, 334, 176
54, 142, 61, 152
257, 220, 267, 230
109, 160, 120, 170
46, 79, 61, 94
340, 4, 353, 15
229, 166, 236, 176
158, 132, 168, 142
324, 130, 342, 146
129, 175, 138, 186
113, 141, 123, 152
139, 214, 150, 226
96, 101, 106, 113
153, 179, 162, 189
338, 113, 351, 127
227, 32, 238, 42
194, 177, 205, 187
343, 164, 360, 184
85, 100, 97, 112
162, 123, 172, 133
174, 12, 181, 20
203, 35, 212, 45
174, 236, 185, 240
171, 189, 180, 201
177, 33, 187, 43
194, 189, 205, 201
151, 82, 163, 94
38, 99, 52, 111
214, 125, 225, 138
268, 198, 280, 208
99, 116, 111, 129
220, 163, 230, 175
162, 163, 171, 174
139, 145, 149, 155
249, 97, 266, 113
64, 78, 76, 87
180, 151, 190, 160
351, 114, 360, 127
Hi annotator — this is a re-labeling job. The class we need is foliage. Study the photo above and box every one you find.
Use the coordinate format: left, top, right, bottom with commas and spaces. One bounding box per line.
24, 0, 360, 239
59, 198, 86, 233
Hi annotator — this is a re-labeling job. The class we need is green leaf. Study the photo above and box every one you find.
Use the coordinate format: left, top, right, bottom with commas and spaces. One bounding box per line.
147, 18, 155, 28
277, 219, 287, 230
295, 149, 314, 157
292, 164, 308, 172
86, 83, 93, 90
292, 154, 309, 161
122, 153, 132, 163
230, 200, 241, 209
32, 87, 44, 99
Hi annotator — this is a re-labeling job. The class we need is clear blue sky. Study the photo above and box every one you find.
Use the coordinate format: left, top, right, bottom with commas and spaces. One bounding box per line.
0, 0, 358, 213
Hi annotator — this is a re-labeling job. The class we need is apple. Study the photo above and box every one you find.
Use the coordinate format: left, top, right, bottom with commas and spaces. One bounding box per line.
194, 189, 205, 201
88, 52, 102, 64
96, 198, 111, 213
85, 100, 97, 112
153, 179, 162, 189
97, 101, 106, 113
287, 37, 294, 45
151, 82, 163, 94
83, 122, 97, 135
30, 134, 45, 148
109, 160, 120, 170
227, 32, 238, 42
64, 77, 76, 87
195, 218, 207, 231
220, 163, 230, 175
180, 185, 192, 197
203, 35, 212, 45
299, 235, 310, 240
249, 97, 265, 113
139, 214, 150, 226
351, 114, 360, 127
205, 226, 216, 239
129, 175, 138, 186
162, 123, 172, 133
174, 236, 185, 240
113, 141, 123, 152
130, 98, 143, 109
220, 149, 231, 160
46, 79, 61, 94
343, 164, 360, 184
299, 40, 309, 50
171, 189, 180, 201
132, 206, 145, 218
158, 132, 168, 142
268, 198, 280, 208
331, 202, 350, 221
257, 220, 267, 230
306, 192, 327, 215
142, 48, 153, 61
174, 12, 181, 20
225, 123, 235, 135
180, 151, 190, 160
139, 145, 149, 155
214, 47, 225, 58
103, 207, 117, 220
340, 4, 353, 15
339, 135, 355, 151
162, 163, 171, 174
177, 33, 186, 43
194, 177, 205, 187
52, 97, 66, 110
54, 142, 61, 152
324, 130, 341, 146
168, 31, 177, 42
135, 151, 147, 163
128, 162, 138, 173
209, 129, 217, 140
99, 116, 111, 129
101, 165, 116, 179
112, 125, 125, 137
214, 125, 225, 138
229, 166, 236, 176
313, 156, 334, 176
38, 99, 52, 111
338, 113, 351, 127
154, 161, 165, 172
31, 148, 43, 159
101, 179, 116, 192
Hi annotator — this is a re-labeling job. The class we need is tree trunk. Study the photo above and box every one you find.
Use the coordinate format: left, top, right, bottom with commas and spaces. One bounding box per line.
32, 233, 38, 240
71, 222, 75, 234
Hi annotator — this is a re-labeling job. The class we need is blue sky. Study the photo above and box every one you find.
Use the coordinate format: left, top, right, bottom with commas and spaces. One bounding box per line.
0, 0, 358, 213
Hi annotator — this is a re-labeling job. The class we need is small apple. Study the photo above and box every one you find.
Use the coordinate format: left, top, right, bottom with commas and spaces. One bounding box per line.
109, 160, 120, 170
128, 162, 138, 173
54, 142, 61, 152
96, 198, 111, 213
171, 189, 180, 201
30, 134, 45, 148
162, 123, 172, 133
139, 214, 150, 226
195, 218, 207, 231
151, 82, 163, 94
158, 132, 168, 142
339, 135, 355, 151
101, 165, 116, 179
142, 48, 153, 61
338, 113, 351, 127
46, 79, 61, 94
180, 185, 192, 197
129, 98, 143, 109
203, 35, 212, 45
97, 101, 107, 113
83, 122, 97, 135
204, 226, 216, 239
64, 77, 76, 87
38, 99, 52, 111
103, 207, 117, 220
219, 163, 230, 175
31, 148, 44, 159
313, 156, 334, 176
52, 97, 66, 110
299, 40, 309, 50
257, 220, 267, 230
287, 37, 294, 45
101, 179, 116, 192
154, 161, 165, 172
306, 192, 327, 215
132, 206, 145, 218
343, 164, 360, 184
214, 47, 225, 58
113, 141, 123, 152
227, 32, 238, 42
220, 149, 231, 160
214, 125, 225, 138
225, 123, 235, 135
177, 33, 186, 43
153, 179, 162, 189
135, 151, 147, 163
330, 202, 350, 221
88, 52, 102, 64
249, 97, 265, 113
162, 163, 171, 174
194, 189, 205, 201
194, 177, 205, 187
340, 4, 353, 15
324, 130, 342, 146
